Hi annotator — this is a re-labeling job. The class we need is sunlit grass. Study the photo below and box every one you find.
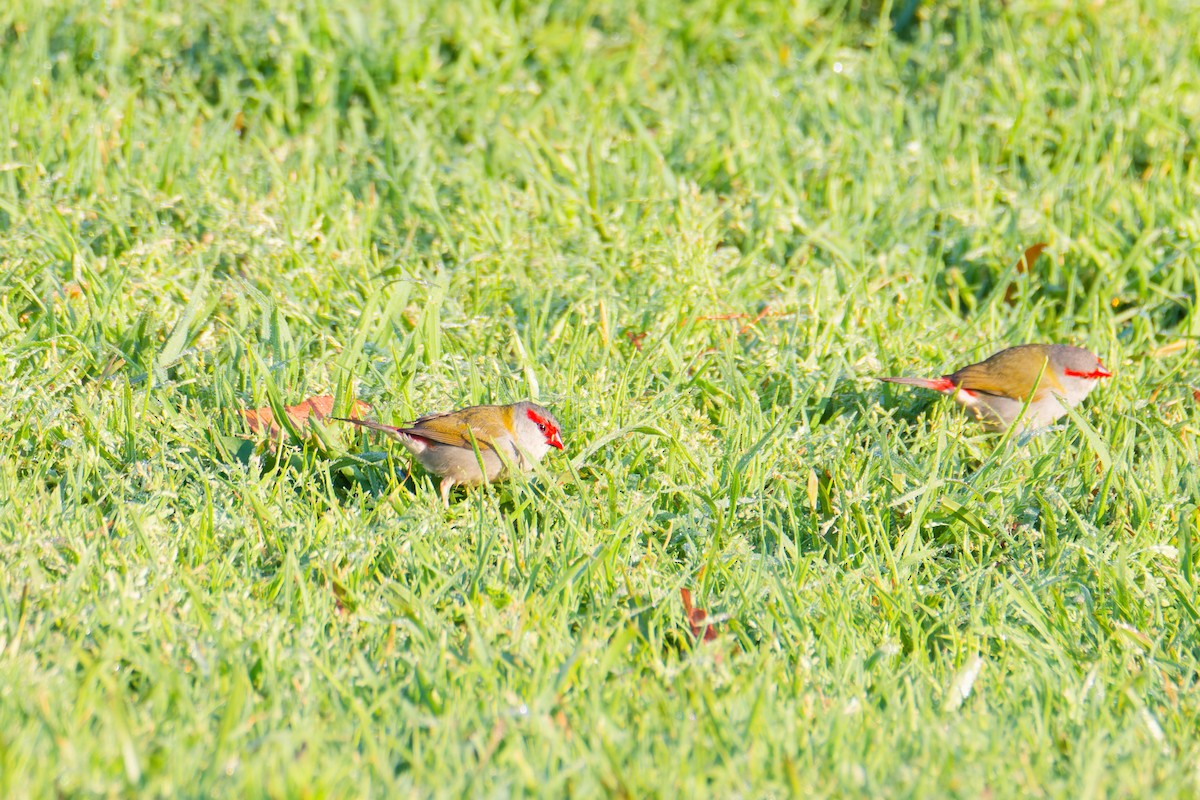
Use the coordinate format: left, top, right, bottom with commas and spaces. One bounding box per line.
1, 0, 1199, 795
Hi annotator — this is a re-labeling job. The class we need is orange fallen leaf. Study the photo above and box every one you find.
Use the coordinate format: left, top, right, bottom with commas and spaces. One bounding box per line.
1014, 242, 1048, 274
553, 710, 572, 738
241, 395, 370, 439
1004, 242, 1048, 303
680, 588, 718, 642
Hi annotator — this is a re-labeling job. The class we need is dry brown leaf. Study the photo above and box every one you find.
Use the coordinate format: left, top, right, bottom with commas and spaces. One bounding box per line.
1004, 242, 1048, 303
1153, 340, 1187, 358
1014, 242, 1048, 274
597, 298, 609, 343
680, 588, 718, 643
241, 395, 370, 439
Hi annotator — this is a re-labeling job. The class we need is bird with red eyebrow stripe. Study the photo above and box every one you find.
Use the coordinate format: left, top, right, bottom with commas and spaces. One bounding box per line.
879, 344, 1112, 433
335, 401, 564, 506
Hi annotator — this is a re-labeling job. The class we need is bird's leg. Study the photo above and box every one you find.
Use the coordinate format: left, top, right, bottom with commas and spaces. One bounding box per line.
440, 479, 454, 507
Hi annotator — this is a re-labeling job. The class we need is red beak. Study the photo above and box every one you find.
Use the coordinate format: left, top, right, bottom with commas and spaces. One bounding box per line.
549, 431, 564, 450
1095, 363, 1112, 378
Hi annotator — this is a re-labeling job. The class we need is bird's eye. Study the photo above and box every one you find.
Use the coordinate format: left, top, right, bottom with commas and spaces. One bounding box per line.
537, 423, 546, 432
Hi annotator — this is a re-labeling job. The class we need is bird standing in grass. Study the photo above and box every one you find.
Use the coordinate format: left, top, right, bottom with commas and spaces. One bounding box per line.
879, 344, 1112, 432
337, 401, 564, 506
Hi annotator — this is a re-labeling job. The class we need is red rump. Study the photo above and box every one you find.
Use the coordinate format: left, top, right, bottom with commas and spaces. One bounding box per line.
880, 375, 959, 393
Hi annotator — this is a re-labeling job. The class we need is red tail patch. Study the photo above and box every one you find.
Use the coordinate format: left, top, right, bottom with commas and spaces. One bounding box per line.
880, 376, 957, 393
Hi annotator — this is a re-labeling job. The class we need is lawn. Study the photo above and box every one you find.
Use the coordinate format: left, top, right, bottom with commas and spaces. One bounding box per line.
2, 0, 1199, 796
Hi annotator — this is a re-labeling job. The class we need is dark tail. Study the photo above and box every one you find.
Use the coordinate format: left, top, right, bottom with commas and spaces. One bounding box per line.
332, 417, 405, 435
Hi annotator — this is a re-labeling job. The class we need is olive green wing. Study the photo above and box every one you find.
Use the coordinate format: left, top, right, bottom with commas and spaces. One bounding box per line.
407, 410, 502, 450
950, 347, 1063, 400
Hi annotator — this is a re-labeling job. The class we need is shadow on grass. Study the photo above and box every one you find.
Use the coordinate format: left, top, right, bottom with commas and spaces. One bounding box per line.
209, 429, 415, 505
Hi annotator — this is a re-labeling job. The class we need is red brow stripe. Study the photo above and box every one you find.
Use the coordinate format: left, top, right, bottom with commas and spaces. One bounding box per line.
526, 407, 554, 431
1063, 368, 1111, 379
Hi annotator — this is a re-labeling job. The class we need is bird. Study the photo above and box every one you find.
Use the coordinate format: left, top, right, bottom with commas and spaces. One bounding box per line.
335, 401, 564, 506
879, 344, 1112, 432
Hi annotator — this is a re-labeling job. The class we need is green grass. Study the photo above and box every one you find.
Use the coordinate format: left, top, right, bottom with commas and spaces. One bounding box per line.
2, 0, 1200, 795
